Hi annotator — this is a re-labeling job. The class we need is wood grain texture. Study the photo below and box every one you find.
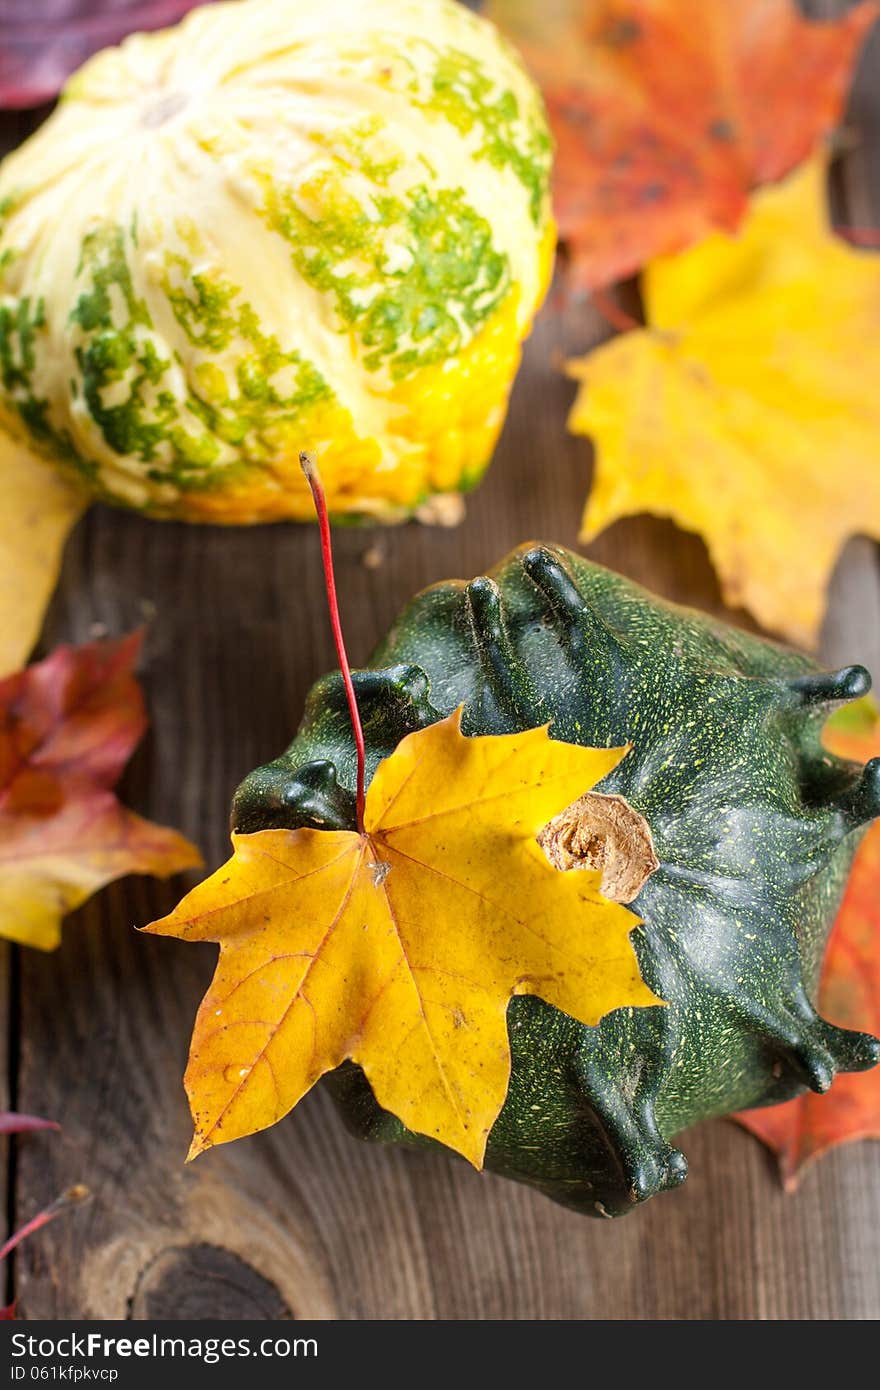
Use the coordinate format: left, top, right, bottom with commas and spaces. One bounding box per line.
3, 1, 880, 1321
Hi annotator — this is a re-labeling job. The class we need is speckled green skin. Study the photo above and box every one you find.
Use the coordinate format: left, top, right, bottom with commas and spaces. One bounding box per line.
233, 544, 880, 1216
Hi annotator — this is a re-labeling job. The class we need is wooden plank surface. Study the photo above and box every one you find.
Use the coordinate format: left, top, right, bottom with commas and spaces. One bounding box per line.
3, 2, 880, 1321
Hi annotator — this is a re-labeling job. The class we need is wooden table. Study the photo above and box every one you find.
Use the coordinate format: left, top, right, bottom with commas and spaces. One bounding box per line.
2, 1, 879, 1322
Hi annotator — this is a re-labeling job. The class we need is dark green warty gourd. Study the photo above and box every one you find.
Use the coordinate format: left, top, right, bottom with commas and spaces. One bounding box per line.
233, 544, 880, 1216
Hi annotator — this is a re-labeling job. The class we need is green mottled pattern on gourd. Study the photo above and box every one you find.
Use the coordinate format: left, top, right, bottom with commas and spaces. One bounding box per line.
233, 545, 880, 1216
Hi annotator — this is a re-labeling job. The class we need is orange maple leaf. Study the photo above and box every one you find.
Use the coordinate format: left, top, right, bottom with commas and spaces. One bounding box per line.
735, 698, 880, 1187
489, 0, 878, 289
0, 632, 202, 949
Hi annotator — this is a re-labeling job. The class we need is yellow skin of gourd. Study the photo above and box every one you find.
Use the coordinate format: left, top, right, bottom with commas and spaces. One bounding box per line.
0, 0, 554, 524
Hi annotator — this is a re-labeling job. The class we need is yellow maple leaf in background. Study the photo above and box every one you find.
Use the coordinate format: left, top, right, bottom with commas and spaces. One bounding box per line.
0, 433, 87, 678
145, 710, 661, 1166
568, 155, 880, 649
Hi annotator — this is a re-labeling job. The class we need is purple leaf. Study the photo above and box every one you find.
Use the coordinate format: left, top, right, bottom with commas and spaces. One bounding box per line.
0, 2, 214, 109
0, 1111, 60, 1136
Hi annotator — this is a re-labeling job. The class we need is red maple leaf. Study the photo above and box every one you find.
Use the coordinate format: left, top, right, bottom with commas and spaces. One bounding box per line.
0, 1113, 59, 1136
735, 698, 880, 1188
0, 1111, 83, 1319
490, 0, 879, 289
0, 632, 201, 949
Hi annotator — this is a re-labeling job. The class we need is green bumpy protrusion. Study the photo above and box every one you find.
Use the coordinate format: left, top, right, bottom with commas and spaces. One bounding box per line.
232, 545, 880, 1217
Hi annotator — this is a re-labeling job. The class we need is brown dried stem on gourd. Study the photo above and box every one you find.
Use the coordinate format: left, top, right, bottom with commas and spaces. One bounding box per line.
538, 792, 659, 904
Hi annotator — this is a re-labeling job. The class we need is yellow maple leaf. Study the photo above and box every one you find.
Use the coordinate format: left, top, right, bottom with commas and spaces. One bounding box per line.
568, 154, 880, 649
0, 432, 87, 678
144, 710, 661, 1167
